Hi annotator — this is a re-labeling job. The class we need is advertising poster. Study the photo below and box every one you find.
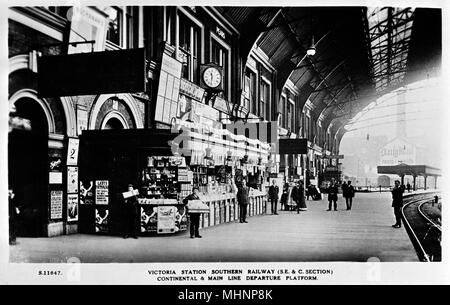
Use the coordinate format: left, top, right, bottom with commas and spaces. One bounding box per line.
95, 180, 109, 205
175, 205, 187, 232
66, 138, 80, 166
95, 208, 109, 233
157, 206, 177, 234
79, 181, 94, 205
67, 194, 79, 222
67, 166, 78, 194
141, 206, 158, 233
50, 190, 63, 220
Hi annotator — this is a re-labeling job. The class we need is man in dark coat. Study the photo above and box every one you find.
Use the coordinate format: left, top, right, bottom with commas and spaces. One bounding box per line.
183, 187, 202, 238
280, 182, 289, 211
123, 184, 140, 239
237, 179, 250, 223
344, 181, 355, 210
391, 180, 405, 228
268, 180, 279, 215
327, 180, 339, 211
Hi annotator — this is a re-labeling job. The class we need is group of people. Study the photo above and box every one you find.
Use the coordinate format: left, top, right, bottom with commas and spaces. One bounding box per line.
121, 178, 407, 241
326, 180, 356, 211
269, 180, 308, 214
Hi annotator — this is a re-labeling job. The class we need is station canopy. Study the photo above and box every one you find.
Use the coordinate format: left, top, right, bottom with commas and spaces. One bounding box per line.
215, 6, 441, 137
377, 163, 441, 177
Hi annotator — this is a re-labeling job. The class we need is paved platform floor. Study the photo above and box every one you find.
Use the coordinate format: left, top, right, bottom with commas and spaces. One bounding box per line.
10, 192, 418, 263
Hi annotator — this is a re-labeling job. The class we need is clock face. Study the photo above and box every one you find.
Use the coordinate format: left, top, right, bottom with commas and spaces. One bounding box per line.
203, 67, 222, 88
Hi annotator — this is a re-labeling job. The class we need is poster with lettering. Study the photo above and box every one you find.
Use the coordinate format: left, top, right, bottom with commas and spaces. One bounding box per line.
95, 180, 109, 205
157, 206, 177, 234
175, 205, 187, 232
141, 206, 158, 233
67, 166, 79, 194
67, 138, 80, 166
79, 181, 94, 205
95, 208, 109, 233
50, 190, 63, 220
67, 194, 79, 222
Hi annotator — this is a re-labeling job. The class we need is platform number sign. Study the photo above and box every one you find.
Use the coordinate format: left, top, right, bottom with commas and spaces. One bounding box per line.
67, 138, 80, 166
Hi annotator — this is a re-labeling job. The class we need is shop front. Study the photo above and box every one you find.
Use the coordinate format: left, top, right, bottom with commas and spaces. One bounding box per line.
78, 127, 270, 236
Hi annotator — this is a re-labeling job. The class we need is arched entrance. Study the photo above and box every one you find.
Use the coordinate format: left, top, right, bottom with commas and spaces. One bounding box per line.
9, 97, 49, 237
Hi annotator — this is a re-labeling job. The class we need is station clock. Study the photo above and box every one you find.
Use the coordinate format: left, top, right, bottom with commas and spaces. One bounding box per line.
200, 64, 223, 91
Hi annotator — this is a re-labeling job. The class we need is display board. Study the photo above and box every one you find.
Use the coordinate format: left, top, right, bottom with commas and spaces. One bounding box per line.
154, 53, 182, 124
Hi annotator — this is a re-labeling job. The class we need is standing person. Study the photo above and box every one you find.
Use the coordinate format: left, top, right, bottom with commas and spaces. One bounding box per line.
345, 181, 355, 210
237, 179, 250, 223
280, 182, 289, 211
268, 180, 279, 215
9, 188, 20, 245
291, 182, 299, 212
183, 187, 202, 238
327, 180, 339, 211
297, 180, 308, 212
406, 183, 411, 193
391, 180, 405, 228
341, 181, 348, 201
123, 184, 139, 239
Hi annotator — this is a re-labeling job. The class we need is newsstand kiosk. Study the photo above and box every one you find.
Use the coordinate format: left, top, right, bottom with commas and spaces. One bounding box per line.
78, 129, 190, 236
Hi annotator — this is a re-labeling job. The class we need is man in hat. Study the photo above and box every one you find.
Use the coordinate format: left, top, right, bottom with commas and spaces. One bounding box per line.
237, 179, 250, 223
123, 184, 139, 239
183, 187, 202, 238
268, 179, 279, 215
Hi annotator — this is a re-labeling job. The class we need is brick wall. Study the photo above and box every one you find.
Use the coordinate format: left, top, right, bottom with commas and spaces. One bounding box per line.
9, 19, 63, 58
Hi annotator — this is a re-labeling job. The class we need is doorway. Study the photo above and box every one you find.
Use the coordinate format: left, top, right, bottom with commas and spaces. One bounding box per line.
8, 97, 49, 237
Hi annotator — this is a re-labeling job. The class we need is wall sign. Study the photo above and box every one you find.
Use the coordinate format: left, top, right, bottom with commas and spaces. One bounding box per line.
49, 172, 63, 184
95, 180, 109, 205
67, 138, 80, 166
154, 54, 182, 124
67, 194, 79, 222
50, 190, 63, 220
180, 78, 205, 101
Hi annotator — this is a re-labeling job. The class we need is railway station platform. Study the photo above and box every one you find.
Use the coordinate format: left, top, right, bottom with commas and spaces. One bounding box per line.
10, 192, 418, 263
